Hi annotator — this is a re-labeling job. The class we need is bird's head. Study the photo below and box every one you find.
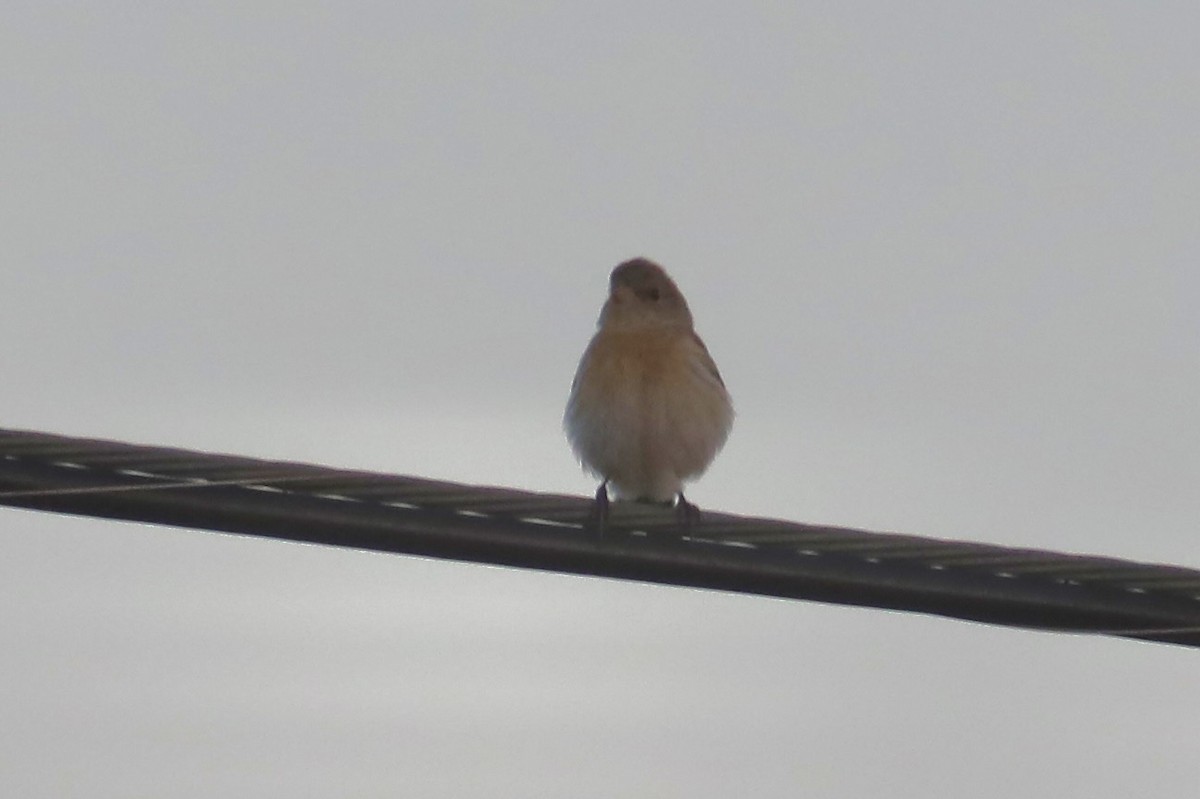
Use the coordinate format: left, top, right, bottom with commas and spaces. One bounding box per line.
598, 257, 694, 330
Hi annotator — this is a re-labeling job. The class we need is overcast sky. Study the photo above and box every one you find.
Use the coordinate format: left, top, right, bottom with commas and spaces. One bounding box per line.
3, 3, 1198, 797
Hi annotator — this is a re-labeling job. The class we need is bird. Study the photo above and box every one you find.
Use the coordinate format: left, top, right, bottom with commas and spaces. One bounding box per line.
564, 257, 734, 534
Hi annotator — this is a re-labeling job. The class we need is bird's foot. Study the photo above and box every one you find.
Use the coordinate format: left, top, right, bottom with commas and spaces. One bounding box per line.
675, 493, 700, 533
586, 481, 610, 538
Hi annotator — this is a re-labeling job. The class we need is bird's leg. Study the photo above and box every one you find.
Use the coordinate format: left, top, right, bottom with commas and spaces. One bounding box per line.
675, 493, 700, 533
586, 480, 610, 537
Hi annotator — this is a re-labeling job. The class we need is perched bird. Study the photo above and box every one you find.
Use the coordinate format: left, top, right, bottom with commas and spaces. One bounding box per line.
565, 258, 734, 532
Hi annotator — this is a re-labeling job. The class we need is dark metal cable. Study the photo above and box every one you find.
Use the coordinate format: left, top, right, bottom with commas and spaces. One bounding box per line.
2, 427, 1198, 648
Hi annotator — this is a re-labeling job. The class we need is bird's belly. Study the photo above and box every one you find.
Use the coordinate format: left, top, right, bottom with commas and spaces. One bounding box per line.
566, 336, 730, 501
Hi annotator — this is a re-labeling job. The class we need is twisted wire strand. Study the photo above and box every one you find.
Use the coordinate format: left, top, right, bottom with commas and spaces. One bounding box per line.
2, 427, 1198, 647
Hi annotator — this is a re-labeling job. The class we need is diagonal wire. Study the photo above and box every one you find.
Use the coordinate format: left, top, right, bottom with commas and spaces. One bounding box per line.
2, 427, 1199, 648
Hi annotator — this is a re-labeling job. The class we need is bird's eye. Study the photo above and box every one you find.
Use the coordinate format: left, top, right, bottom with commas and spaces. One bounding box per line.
647, 287, 661, 301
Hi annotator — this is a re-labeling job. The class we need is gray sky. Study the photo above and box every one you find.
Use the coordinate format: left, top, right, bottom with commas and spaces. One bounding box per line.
3, 2, 1198, 796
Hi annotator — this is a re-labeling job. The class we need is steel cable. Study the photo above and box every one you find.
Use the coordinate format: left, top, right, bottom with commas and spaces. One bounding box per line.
2, 428, 1198, 647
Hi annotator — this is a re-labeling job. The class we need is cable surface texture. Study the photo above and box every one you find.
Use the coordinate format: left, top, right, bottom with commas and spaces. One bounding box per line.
2, 427, 1198, 648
